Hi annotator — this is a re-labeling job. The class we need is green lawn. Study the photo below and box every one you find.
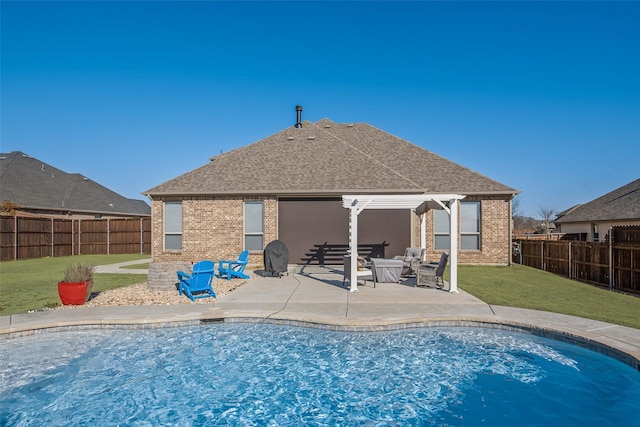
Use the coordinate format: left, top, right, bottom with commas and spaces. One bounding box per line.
457, 264, 640, 330
121, 262, 150, 270
0, 254, 149, 315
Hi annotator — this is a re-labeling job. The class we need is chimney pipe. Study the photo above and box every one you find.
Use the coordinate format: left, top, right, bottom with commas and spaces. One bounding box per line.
295, 105, 303, 128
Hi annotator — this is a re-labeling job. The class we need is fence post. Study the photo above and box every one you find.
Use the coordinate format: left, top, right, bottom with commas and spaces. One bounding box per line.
568, 241, 572, 279
140, 218, 143, 255
51, 217, 54, 257
14, 216, 17, 261
107, 218, 110, 255
78, 219, 81, 255
609, 226, 613, 290
541, 240, 545, 271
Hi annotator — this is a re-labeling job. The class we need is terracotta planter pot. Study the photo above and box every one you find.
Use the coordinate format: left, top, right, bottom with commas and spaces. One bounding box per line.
57, 279, 93, 305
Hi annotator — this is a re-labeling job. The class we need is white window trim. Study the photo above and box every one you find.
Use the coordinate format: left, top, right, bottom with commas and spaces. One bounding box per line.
244, 200, 264, 251
460, 202, 481, 251
164, 201, 183, 251
434, 202, 481, 251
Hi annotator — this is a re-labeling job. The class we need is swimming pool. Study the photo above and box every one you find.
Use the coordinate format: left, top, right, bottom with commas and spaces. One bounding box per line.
2, 324, 639, 426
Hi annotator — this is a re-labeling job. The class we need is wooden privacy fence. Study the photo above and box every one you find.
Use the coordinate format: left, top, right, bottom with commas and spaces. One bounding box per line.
0, 216, 151, 261
513, 231, 640, 294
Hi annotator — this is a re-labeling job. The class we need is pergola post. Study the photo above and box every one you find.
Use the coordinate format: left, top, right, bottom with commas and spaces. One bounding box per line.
449, 198, 459, 293
349, 201, 359, 292
419, 211, 426, 261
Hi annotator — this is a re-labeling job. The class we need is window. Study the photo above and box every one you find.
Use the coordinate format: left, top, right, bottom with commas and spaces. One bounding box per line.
460, 202, 480, 250
164, 202, 182, 250
433, 202, 481, 251
434, 209, 450, 250
244, 201, 263, 251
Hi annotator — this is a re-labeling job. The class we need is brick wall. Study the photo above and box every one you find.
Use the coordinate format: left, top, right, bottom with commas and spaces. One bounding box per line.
151, 195, 512, 266
423, 197, 512, 265
151, 196, 277, 266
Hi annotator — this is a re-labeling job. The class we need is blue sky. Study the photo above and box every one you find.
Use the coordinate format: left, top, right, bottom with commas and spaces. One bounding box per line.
2, 1, 638, 218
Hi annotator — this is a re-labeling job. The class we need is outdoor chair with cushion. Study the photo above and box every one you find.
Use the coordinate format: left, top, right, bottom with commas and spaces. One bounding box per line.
416, 252, 448, 289
393, 247, 426, 277
218, 250, 251, 281
343, 255, 372, 287
177, 260, 216, 301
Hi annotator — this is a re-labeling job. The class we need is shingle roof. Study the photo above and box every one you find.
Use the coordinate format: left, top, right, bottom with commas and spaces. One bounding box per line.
555, 178, 640, 223
145, 119, 518, 197
0, 151, 151, 216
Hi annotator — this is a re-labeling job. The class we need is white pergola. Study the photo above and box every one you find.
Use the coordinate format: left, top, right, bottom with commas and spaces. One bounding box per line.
342, 194, 466, 293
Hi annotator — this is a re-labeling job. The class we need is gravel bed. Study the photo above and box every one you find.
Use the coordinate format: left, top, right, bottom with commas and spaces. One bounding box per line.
56, 272, 252, 310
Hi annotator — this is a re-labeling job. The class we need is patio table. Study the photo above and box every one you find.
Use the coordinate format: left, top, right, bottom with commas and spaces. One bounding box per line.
370, 258, 404, 286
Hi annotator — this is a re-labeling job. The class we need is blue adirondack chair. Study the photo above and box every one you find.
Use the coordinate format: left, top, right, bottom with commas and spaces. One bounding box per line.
217, 250, 250, 281
177, 260, 216, 301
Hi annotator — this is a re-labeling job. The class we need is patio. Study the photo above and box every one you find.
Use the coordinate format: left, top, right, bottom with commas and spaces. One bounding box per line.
216, 266, 493, 324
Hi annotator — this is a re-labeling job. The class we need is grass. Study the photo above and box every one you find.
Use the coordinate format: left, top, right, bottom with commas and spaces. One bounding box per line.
121, 262, 150, 270
0, 254, 149, 315
457, 264, 640, 330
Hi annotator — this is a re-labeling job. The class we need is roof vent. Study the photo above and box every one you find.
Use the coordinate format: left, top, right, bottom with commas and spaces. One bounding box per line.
307, 136, 315, 140
287, 136, 294, 140
295, 105, 303, 128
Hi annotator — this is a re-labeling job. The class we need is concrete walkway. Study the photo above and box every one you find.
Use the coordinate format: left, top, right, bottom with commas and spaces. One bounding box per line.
94, 258, 151, 274
2, 267, 639, 370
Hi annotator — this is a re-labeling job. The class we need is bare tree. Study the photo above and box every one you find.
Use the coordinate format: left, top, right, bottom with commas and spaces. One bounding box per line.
537, 206, 556, 234
512, 196, 522, 218
512, 196, 536, 230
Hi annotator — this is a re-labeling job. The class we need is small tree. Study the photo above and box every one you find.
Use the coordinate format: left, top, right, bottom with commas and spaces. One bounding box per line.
512, 196, 537, 230
512, 196, 522, 217
537, 206, 556, 234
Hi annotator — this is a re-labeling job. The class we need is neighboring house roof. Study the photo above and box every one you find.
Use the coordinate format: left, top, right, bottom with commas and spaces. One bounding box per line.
555, 204, 582, 220
145, 118, 518, 197
0, 151, 151, 216
555, 178, 640, 223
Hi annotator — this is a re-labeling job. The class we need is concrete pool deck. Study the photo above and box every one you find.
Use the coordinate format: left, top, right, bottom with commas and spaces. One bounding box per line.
2, 266, 639, 370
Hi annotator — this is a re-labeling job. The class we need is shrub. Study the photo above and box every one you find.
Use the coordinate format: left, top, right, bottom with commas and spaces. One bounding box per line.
62, 263, 95, 282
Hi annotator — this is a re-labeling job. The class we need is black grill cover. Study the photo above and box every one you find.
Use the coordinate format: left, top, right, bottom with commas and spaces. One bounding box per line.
264, 240, 289, 276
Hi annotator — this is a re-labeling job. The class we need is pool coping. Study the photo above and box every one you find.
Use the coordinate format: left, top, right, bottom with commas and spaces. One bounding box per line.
2, 309, 639, 372
2, 272, 639, 372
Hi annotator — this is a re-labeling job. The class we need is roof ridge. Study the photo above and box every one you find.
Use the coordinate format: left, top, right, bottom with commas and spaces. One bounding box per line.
209, 120, 317, 161
315, 121, 423, 189
62, 174, 80, 209
364, 122, 516, 190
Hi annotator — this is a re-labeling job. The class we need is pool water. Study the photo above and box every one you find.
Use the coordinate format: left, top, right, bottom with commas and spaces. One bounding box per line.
1, 324, 639, 426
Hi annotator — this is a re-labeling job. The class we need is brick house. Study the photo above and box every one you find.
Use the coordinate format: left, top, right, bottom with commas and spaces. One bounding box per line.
144, 114, 518, 287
